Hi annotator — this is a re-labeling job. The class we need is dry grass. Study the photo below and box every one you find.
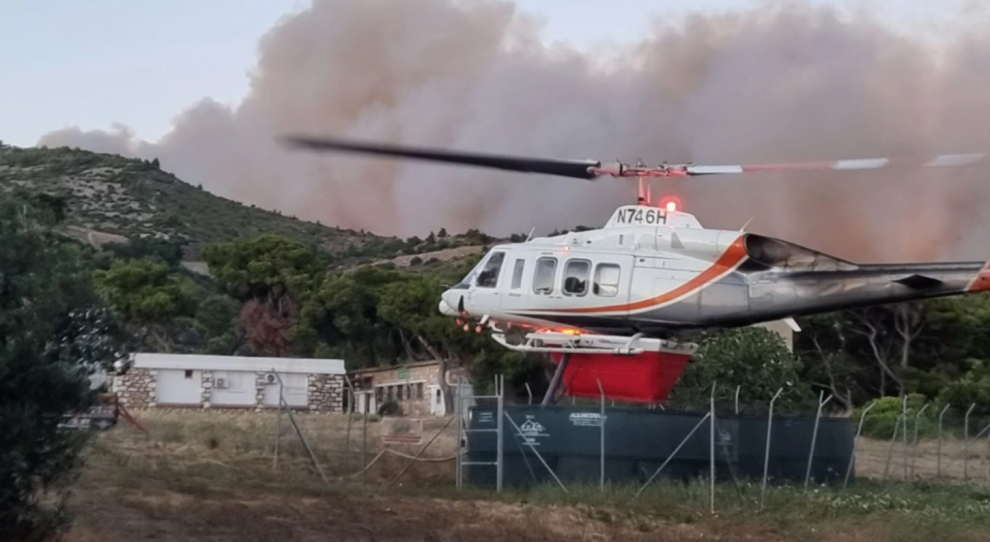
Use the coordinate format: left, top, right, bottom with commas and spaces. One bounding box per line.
62, 409, 990, 542
856, 435, 990, 484
109, 408, 460, 482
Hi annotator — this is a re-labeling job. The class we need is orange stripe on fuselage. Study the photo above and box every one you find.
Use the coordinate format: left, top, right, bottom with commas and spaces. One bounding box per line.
554, 235, 749, 314
967, 261, 990, 292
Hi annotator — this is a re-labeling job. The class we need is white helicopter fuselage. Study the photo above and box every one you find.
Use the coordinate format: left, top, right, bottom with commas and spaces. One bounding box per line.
439, 204, 990, 337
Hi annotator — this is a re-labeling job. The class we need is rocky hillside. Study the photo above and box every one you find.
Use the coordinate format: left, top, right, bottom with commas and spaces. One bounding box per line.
0, 144, 491, 266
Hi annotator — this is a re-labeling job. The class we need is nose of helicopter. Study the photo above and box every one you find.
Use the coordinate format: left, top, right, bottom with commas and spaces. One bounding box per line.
438, 289, 462, 317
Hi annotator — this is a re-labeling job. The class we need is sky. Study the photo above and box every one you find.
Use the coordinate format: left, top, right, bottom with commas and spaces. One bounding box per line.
0, 0, 967, 148
6, 0, 990, 265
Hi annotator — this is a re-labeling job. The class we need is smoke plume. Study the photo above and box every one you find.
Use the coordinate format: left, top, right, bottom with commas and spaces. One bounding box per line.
38, 0, 990, 263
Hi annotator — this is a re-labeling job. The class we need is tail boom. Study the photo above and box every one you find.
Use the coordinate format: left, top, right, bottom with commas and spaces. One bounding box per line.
736, 259, 990, 326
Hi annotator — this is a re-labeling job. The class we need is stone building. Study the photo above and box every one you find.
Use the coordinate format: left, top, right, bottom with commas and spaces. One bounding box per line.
349, 361, 471, 417
113, 353, 346, 412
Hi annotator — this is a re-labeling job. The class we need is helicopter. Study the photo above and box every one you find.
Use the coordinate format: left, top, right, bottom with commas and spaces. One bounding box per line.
282, 135, 989, 405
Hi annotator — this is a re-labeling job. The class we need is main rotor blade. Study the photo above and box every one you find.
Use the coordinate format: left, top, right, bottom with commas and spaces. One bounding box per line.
281, 134, 987, 181
281, 135, 602, 180
685, 153, 987, 176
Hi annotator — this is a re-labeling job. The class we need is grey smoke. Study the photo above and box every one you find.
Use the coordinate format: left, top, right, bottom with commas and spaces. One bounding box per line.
38, 0, 990, 263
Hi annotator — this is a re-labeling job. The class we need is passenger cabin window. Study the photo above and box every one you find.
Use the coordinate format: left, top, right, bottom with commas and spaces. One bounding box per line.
533, 257, 557, 294
476, 251, 505, 288
563, 259, 591, 296
594, 263, 621, 297
510, 259, 525, 289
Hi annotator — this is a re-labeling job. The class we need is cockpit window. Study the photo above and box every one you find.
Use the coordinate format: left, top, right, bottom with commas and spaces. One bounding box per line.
456, 258, 484, 287
475, 251, 505, 288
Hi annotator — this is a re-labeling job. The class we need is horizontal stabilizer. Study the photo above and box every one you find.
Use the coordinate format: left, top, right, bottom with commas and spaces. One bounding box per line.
893, 274, 944, 289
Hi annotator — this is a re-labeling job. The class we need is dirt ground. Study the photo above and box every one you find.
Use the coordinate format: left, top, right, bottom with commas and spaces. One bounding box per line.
855, 435, 990, 483
60, 410, 990, 542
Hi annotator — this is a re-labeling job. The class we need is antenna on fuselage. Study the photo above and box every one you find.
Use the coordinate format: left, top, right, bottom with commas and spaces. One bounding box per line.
525, 227, 535, 242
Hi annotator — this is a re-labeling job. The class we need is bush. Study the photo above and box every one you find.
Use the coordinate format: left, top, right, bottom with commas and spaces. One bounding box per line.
377, 400, 403, 417
668, 327, 815, 414
854, 394, 943, 439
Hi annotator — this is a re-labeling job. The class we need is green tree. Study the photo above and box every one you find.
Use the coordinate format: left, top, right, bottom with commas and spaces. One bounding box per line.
201, 234, 324, 302
796, 297, 990, 409
939, 359, 990, 416
195, 294, 244, 355
299, 266, 400, 365
93, 258, 199, 351
201, 235, 325, 355
196, 294, 240, 339
669, 327, 814, 413
0, 194, 128, 539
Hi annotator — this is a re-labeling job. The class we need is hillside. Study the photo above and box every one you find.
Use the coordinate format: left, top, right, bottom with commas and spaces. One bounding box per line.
0, 144, 490, 266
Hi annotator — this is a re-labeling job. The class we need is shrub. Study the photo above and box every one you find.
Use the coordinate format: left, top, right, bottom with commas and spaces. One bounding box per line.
854, 394, 942, 439
377, 400, 403, 417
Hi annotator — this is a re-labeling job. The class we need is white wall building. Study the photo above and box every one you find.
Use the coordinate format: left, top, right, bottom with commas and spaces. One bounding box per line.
753, 319, 797, 352
113, 353, 347, 412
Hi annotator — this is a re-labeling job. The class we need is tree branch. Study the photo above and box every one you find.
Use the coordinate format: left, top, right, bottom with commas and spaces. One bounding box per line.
848, 309, 903, 393
811, 334, 851, 412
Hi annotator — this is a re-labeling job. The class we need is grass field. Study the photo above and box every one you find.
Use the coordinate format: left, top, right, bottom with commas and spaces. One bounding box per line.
63, 410, 990, 542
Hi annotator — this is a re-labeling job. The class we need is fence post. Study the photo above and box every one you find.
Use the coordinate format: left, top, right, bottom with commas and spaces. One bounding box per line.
735, 385, 741, 416
710, 382, 717, 515
597, 378, 606, 493
937, 403, 950, 480
273, 368, 282, 472
760, 387, 783, 512
986, 418, 990, 483
805, 391, 833, 489
910, 402, 930, 481
497, 374, 504, 493
901, 395, 909, 480
361, 394, 369, 486
844, 400, 876, 489
882, 408, 902, 480
343, 374, 356, 455
964, 403, 975, 481
272, 371, 330, 488
455, 382, 461, 489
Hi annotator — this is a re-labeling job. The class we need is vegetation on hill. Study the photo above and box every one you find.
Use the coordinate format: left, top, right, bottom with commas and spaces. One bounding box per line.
0, 143, 498, 269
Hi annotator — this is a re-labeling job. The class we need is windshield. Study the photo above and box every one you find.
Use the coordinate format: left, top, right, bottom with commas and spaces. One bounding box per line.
456, 250, 504, 288
453, 257, 486, 288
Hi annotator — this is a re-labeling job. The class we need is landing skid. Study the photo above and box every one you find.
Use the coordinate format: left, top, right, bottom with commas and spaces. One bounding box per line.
489, 330, 698, 406
490, 330, 697, 356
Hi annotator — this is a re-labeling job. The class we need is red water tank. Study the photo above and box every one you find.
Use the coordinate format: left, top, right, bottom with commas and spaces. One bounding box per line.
549, 351, 691, 403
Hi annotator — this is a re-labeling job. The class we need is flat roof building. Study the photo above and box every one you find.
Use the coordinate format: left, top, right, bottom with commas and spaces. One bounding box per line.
113, 353, 347, 412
